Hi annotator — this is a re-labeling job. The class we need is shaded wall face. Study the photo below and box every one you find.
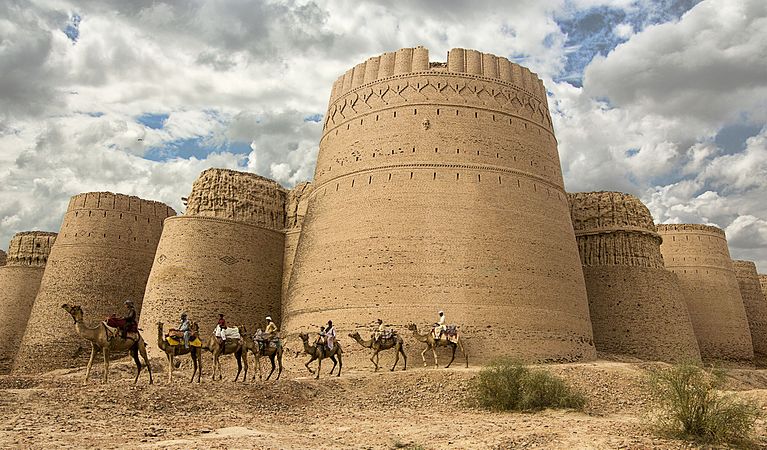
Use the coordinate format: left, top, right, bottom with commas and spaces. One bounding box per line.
0, 250, 6, 267
761, 275, 767, 303
658, 225, 753, 361
13, 193, 175, 372
138, 216, 284, 358
282, 182, 312, 302
0, 267, 45, 373
733, 260, 767, 357
286, 49, 595, 364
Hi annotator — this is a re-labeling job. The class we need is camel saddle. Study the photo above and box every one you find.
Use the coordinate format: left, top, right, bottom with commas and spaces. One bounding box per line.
167, 329, 198, 340
165, 334, 203, 348
378, 329, 397, 341
432, 324, 459, 343
254, 330, 281, 349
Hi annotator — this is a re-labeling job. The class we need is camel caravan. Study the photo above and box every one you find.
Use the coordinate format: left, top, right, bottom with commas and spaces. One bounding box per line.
61, 303, 468, 384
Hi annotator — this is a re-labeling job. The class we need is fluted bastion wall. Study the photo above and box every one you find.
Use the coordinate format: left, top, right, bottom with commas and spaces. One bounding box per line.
0, 232, 57, 373
658, 224, 753, 361
13, 192, 175, 373
282, 182, 312, 301
733, 260, 767, 357
568, 192, 700, 362
139, 169, 286, 358
285, 47, 596, 363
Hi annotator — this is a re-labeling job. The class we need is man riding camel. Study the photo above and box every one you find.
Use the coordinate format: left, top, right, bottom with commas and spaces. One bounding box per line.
435, 310, 446, 340
374, 318, 385, 343
325, 320, 336, 352
120, 299, 137, 339
216, 313, 227, 343
178, 312, 191, 349
264, 316, 277, 335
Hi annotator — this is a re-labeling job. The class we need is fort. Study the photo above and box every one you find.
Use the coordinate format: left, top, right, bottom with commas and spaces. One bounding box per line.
13, 192, 175, 372
567, 192, 700, 362
733, 260, 767, 358
657, 224, 753, 361
0, 231, 57, 373
138, 169, 286, 358
761, 275, 767, 304
283, 46, 596, 363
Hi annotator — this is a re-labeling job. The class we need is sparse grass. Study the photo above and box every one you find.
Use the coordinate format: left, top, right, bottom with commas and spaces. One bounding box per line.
648, 363, 760, 447
469, 358, 585, 411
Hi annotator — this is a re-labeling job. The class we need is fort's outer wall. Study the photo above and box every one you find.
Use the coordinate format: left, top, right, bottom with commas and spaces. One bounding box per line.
0, 232, 57, 373
658, 224, 753, 361
0, 250, 6, 266
761, 275, 767, 308
138, 217, 284, 358
733, 260, 767, 357
138, 169, 286, 358
285, 47, 596, 364
282, 182, 312, 302
13, 193, 175, 373
568, 192, 700, 362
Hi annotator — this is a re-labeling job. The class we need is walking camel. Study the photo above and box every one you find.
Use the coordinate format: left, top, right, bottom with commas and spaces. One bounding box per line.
298, 332, 342, 379
206, 325, 247, 381
407, 323, 468, 368
156, 322, 202, 383
61, 303, 153, 384
242, 332, 284, 381
349, 330, 407, 372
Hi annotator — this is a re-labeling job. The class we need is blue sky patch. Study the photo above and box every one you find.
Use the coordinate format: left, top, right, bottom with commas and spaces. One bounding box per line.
715, 123, 762, 155
137, 113, 169, 130
63, 13, 81, 43
144, 137, 252, 162
304, 113, 323, 122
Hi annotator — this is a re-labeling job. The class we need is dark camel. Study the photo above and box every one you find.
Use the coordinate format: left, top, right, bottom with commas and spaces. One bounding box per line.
348, 331, 407, 372
156, 322, 202, 383
298, 332, 342, 379
407, 323, 468, 368
61, 304, 153, 384
205, 325, 247, 381
242, 331, 284, 381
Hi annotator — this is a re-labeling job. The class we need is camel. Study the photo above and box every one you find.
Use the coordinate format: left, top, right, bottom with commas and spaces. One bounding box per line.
242, 331, 284, 381
156, 322, 202, 383
61, 303, 153, 384
407, 323, 468, 368
205, 325, 247, 381
298, 332, 342, 379
349, 330, 407, 372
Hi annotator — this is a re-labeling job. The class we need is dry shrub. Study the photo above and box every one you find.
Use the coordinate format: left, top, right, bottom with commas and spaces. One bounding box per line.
649, 363, 760, 447
470, 358, 585, 411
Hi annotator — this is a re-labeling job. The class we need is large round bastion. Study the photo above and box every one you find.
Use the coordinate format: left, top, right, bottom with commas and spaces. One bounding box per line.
284, 46, 596, 363
733, 260, 767, 358
138, 169, 286, 357
13, 192, 175, 372
0, 232, 57, 373
657, 224, 753, 361
567, 192, 700, 362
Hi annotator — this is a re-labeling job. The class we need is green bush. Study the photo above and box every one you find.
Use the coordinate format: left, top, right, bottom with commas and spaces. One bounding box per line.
470, 358, 585, 411
649, 363, 760, 447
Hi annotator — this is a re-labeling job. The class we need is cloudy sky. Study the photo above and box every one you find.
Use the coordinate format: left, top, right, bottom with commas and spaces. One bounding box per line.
1, 0, 766, 271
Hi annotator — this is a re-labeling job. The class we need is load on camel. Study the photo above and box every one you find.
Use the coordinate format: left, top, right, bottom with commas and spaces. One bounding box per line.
349, 327, 407, 372
205, 324, 247, 381
407, 323, 468, 368
157, 322, 203, 383
242, 329, 284, 381
61, 304, 153, 384
297, 332, 342, 379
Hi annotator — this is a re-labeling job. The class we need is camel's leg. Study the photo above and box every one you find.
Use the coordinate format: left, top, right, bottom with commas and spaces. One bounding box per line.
212, 353, 219, 381
401, 346, 408, 371
432, 346, 439, 368
102, 348, 110, 384
167, 353, 173, 384
252, 350, 261, 381
84, 344, 97, 384
315, 356, 322, 379
305, 356, 316, 374
241, 350, 248, 383
459, 340, 469, 368
420, 346, 429, 367
275, 351, 283, 381
446, 343, 457, 368
328, 355, 337, 375
370, 350, 378, 372
140, 342, 153, 385
337, 352, 342, 377
391, 346, 399, 372
266, 355, 276, 380
131, 347, 142, 383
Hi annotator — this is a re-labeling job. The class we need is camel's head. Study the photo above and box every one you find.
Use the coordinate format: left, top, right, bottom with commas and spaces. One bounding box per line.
238, 324, 248, 334
406, 323, 418, 332
348, 331, 361, 339
157, 321, 164, 329
298, 332, 309, 342
61, 304, 83, 323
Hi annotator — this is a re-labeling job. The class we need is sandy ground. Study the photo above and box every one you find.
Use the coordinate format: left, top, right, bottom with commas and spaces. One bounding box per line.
2, 350, 767, 449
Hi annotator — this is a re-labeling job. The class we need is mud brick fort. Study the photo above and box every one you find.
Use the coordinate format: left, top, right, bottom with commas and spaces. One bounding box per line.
1, 47, 766, 371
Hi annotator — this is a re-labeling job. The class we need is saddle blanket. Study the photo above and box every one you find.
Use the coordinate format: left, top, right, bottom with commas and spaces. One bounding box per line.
215, 325, 241, 340
165, 336, 202, 347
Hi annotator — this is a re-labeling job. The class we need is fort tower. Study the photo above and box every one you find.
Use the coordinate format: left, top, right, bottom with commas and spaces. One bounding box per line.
568, 192, 700, 362
657, 224, 753, 361
284, 47, 596, 362
0, 232, 56, 373
733, 260, 767, 358
14, 192, 175, 372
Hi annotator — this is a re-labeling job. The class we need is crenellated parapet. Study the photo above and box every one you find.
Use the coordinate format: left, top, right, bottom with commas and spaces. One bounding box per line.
185, 168, 287, 230
568, 192, 664, 268
5, 231, 57, 268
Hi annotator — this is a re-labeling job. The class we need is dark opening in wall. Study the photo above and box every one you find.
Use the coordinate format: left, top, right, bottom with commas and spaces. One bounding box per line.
394, 111, 397, 118
436, 108, 440, 115
414, 109, 417, 115
474, 112, 478, 118
456, 149, 460, 154
499, 176, 502, 184
369, 176, 372, 184
388, 173, 392, 181
351, 179, 355, 187
376, 115, 379, 121
456, 173, 460, 180
456, 109, 459, 116
433, 172, 437, 180
478, 174, 481, 182
410, 172, 413, 179
336, 183, 339, 191
412, 147, 415, 152
435, 147, 438, 153
517, 179, 521, 188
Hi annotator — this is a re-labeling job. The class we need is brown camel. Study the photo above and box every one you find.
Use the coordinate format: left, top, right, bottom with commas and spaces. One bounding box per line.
349, 331, 407, 372
156, 322, 202, 383
407, 323, 468, 368
61, 303, 153, 384
242, 331, 284, 381
205, 325, 247, 381
298, 332, 342, 379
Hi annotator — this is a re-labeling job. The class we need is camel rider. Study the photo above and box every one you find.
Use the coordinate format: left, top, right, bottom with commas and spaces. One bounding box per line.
217, 313, 227, 343
325, 320, 336, 352
435, 310, 446, 340
178, 312, 191, 349
265, 316, 277, 335
374, 319, 385, 343
316, 326, 326, 347
120, 300, 137, 339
